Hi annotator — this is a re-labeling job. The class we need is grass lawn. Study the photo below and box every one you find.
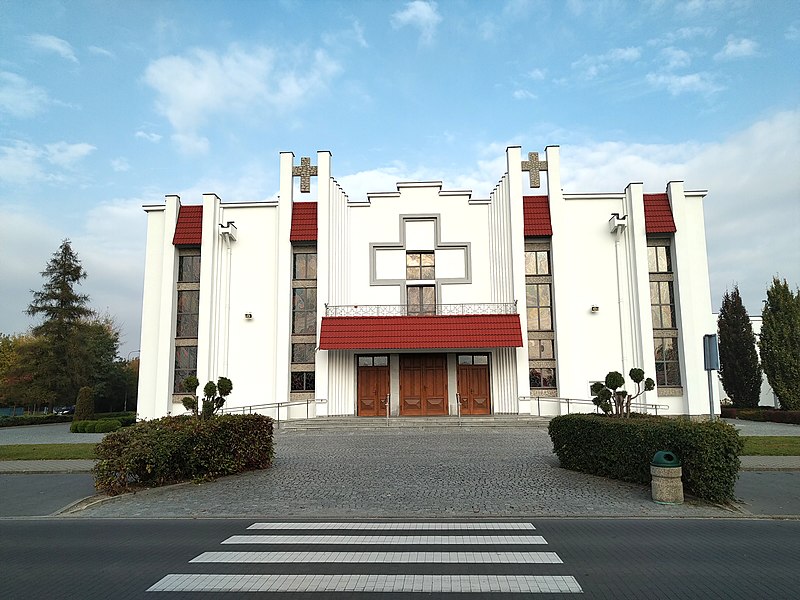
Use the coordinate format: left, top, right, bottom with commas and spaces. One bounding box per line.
0, 443, 97, 460
741, 436, 800, 456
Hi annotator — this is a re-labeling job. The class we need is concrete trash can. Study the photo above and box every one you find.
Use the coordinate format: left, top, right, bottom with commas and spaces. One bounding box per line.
651, 451, 683, 504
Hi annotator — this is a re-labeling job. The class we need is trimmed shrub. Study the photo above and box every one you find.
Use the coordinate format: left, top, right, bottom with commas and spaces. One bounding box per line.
70, 420, 85, 433
84, 421, 97, 433
724, 407, 800, 425
548, 414, 743, 503
93, 414, 274, 495
95, 419, 122, 433
74, 386, 95, 422
0, 414, 73, 428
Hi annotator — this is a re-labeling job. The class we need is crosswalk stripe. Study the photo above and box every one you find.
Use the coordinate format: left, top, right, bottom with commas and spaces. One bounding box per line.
247, 522, 535, 530
190, 550, 563, 564
221, 534, 547, 545
147, 573, 582, 593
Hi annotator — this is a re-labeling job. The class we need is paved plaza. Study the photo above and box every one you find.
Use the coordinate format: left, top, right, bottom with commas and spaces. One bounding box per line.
75, 426, 737, 518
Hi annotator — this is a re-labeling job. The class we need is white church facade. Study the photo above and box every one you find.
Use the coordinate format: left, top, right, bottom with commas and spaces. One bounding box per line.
137, 145, 720, 420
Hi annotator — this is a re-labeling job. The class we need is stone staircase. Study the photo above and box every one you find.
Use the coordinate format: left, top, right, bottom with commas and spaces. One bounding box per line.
277, 415, 551, 431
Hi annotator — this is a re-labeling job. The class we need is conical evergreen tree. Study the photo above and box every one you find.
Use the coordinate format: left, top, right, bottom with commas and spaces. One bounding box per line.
717, 285, 762, 407
26, 239, 93, 405
760, 278, 800, 410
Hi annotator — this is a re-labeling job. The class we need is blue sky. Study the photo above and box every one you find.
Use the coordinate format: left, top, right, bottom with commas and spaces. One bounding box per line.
1, 0, 798, 356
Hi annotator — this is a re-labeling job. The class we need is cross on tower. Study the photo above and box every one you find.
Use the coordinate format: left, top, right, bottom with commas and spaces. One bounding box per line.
292, 156, 318, 193
521, 151, 548, 188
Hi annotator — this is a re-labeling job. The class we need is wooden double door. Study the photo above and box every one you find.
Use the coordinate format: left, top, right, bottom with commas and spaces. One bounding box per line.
357, 356, 389, 417
457, 360, 491, 415
399, 354, 448, 416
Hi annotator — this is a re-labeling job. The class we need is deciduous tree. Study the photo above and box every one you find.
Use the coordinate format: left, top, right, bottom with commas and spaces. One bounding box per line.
717, 285, 762, 408
760, 278, 800, 410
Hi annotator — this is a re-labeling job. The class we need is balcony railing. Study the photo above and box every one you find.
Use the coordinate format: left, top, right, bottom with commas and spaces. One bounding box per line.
325, 302, 517, 317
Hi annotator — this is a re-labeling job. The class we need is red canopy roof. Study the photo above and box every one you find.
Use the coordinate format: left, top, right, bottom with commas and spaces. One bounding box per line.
319, 314, 524, 350
523, 195, 552, 236
290, 202, 317, 241
643, 193, 677, 233
172, 205, 203, 246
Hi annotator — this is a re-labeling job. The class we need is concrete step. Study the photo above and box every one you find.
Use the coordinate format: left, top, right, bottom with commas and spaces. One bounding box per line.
278, 415, 551, 430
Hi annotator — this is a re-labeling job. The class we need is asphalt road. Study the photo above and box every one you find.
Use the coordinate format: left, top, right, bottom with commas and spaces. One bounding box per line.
0, 518, 797, 599
0, 473, 96, 517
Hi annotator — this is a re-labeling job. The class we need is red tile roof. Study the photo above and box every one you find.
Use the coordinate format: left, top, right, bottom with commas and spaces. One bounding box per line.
172, 205, 203, 245
291, 202, 317, 241
523, 196, 552, 236
643, 193, 677, 233
319, 314, 524, 350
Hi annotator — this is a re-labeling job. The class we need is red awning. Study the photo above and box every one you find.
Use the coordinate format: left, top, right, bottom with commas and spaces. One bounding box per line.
172, 205, 203, 246
319, 315, 524, 350
644, 193, 677, 233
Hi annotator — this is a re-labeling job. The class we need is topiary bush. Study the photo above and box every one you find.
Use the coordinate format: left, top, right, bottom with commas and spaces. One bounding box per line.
94, 419, 121, 433
548, 414, 743, 503
93, 414, 274, 495
74, 386, 95, 422
84, 421, 97, 433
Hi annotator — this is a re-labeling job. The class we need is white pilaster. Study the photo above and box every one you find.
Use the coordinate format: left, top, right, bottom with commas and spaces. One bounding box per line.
315, 150, 332, 412
275, 153, 295, 405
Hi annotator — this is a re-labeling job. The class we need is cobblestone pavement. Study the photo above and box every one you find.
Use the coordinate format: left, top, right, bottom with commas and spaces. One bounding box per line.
0, 422, 106, 445
76, 427, 736, 519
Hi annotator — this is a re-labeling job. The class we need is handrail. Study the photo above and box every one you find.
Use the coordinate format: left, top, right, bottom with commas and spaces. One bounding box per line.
219, 398, 328, 426
518, 396, 669, 416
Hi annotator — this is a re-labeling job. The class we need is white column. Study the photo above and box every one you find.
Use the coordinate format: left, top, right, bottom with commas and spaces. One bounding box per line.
156, 195, 181, 416
196, 193, 221, 388
274, 153, 295, 405
507, 146, 528, 406
315, 150, 332, 413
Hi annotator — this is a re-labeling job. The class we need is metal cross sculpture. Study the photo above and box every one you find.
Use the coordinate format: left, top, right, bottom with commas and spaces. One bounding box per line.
292, 156, 318, 193
521, 151, 548, 188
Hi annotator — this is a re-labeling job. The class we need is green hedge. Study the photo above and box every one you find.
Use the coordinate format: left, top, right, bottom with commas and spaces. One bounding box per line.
93, 414, 274, 495
722, 407, 800, 425
548, 414, 743, 503
0, 414, 73, 427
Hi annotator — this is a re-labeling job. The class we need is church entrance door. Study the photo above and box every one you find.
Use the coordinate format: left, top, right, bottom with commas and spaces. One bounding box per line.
457, 356, 491, 415
356, 356, 389, 417
399, 354, 448, 416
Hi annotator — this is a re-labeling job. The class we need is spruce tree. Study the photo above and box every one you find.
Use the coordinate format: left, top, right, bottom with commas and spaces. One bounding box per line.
26, 240, 93, 405
717, 286, 762, 408
759, 278, 800, 410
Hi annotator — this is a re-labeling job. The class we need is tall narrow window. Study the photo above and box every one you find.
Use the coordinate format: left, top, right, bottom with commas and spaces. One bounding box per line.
290, 244, 317, 397
174, 248, 200, 395
526, 241, 557, 393
648, 239, 682, 390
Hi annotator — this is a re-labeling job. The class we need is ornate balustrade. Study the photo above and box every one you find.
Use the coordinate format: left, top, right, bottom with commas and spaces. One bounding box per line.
325, 302, 517, 317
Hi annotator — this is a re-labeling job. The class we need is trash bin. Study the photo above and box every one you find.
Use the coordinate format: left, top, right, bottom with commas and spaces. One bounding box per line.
651, 450, 683, 504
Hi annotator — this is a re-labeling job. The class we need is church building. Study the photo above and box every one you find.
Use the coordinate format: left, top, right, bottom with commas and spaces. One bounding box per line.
137, 145, 719, 420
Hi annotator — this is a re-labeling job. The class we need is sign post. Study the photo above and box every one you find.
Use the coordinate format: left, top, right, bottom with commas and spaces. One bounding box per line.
703, 334, 720, 421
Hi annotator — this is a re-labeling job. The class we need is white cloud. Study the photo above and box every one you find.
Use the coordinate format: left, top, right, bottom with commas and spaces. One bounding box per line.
646, 71, 723, 96
27, 34, 79, 63
660, 47, 691, 70
572, 47, 641, 79
714, 36, 758, 60
111, 158, 130, 172
556, 110, 800, 314
0, 140, 95, 184
171, 132, 209, 155
135, 130, 162, 143
0, 71, 49, 118
512, 89, 537, 100
88, 45, 115, 59
44, 142, 96, 167
323, 20, 368, 49
144, 44, 341, 154
391, 1, 442, 45
787, 21, 800, 41
526, 68, 546, 81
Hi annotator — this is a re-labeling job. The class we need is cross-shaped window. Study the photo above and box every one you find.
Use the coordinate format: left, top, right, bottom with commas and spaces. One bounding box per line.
406, 252, 435, 280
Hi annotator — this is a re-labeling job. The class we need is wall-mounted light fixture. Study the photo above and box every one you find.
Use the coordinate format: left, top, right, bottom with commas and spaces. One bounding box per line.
244, 312, 253, 319
590, 305, 600, 313
608, 213, 627, 235
219, 221, 238, 241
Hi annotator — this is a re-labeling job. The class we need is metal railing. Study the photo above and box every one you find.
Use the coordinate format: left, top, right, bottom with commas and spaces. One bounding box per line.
219, 398, 328, 427
325, 302, 517, 317
519, 396, 669, 417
